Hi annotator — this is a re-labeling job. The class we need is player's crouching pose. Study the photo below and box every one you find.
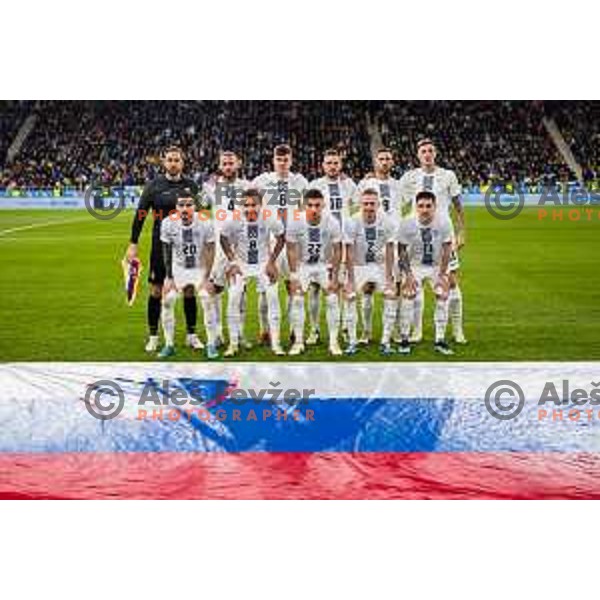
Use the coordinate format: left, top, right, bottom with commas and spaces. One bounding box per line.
220, 189, 286, 357
159, 195, 219, 360
395, 190, 454, 356
344, 189, 397, 355
286, 189, 343, 357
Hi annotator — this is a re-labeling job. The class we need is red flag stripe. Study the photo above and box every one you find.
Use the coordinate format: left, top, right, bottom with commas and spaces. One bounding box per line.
1, 453, 599, 499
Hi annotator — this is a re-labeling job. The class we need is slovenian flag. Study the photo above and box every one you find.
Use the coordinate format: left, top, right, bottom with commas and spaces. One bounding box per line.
0, 363, 599, 499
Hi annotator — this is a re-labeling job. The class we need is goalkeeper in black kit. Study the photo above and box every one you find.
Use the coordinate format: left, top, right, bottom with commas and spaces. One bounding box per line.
125, 145, 202, 353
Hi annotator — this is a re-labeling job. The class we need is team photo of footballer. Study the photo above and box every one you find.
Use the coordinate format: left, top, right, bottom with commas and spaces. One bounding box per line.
123, 141, 465, 360
1, 101, 598, 364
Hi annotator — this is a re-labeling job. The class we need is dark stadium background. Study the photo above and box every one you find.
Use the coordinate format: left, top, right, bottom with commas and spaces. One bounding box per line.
1, 101, 597, 192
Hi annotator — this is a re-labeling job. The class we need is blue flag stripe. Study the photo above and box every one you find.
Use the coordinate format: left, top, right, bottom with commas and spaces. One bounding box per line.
3, 396, 600, 453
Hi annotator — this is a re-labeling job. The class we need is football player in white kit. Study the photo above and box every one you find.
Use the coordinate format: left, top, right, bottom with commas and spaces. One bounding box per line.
357, 147, 404, 344
357, 148, 403, 216
203, 151, 250, 348
395, 190, 454, 356
159, 194, 219, 359
307, 149, 357, 345
252, 144, 308, 344
286, 188, 343, 357
220, 189, 286, 357
399, 138, 466, 344
344, 189, 397, 355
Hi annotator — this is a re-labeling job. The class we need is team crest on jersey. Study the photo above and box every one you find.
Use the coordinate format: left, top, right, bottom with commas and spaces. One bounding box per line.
309, 227, 321, 242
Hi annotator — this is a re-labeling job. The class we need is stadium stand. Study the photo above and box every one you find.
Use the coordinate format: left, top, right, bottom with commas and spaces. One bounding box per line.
0, 101, 35, 171
0, 101, 371, 191
373, 100, 581, 191
0, 100, 597, 193
545, 101, 600, 184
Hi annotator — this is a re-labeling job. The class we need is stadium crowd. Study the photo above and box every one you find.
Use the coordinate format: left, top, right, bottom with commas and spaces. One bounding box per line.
0, 101, 371, 192
0, 101, 597, 193
0, 101, 35, 171
544, 101, 600, 183
373, 101, 594, 190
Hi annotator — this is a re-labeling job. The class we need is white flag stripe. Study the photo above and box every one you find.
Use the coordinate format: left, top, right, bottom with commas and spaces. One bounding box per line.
0, 362, 598, 401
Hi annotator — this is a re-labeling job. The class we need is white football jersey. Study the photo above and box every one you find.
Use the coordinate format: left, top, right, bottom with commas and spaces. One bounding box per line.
160, 213, 215, 271
343, 212, 396, 266
220, 214, 284, 267
399, 167, 461, 216
308, 176, 357, 227
202, 176, 250, 214
251, 171, 308, 227
286, 212, 342, 267
397, 215, 453, 269
357, 176, 403, 216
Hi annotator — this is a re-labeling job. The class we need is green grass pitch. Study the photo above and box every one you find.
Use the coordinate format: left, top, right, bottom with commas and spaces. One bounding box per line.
0, 206, 599, 362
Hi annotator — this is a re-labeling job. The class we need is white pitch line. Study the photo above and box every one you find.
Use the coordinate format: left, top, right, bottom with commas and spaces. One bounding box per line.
0, 216, 93, 238
0, 233, 124, 243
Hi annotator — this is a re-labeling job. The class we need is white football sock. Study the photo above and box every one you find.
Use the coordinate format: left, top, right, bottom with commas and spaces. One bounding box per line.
325, 293, 340, 346
308, 284, 320, 331
362, 293, 373, 337
266, 283, 281, 342
214, 292, 223, 340
400, 296, 415, 339
201, 293, 217, 346
226, 279, 243, 346
381, 297, 398, 345
413, 286, 424, 333
448, 285, 464, 337
434, 297, 449, 343
291, 294, 305, 344
161, 290, 178, 346
258, 290, 268, 335
345, 297, 358, 345
395, 295, 403, 332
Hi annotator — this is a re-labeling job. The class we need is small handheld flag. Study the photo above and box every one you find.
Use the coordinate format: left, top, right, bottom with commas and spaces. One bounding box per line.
122, 258, 142, 306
